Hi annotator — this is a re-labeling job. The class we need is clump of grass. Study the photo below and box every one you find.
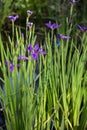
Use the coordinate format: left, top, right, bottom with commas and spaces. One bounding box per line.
0, 1, 87, 130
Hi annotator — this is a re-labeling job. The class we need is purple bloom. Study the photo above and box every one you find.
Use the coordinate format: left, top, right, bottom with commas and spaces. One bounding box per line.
27, 44, 33, 51
77, 24, 87, 32
18, 56, 29, 60
45, 21, 58, 30
34, 43, 39, 52
5, 61, 20, 72
17, 64, 20, 68
27, 44, 38, 60
31, 52, 38, 60
10, 63, 14, 72
45, 21, 57, 30
33, 44, 46, 55
27, 43, 47, 60
70, 0, 77, 4
38, 48, 47, 55
27, 10, 33, 17
27, 22, 33, 28
57, 34, 71, 39
7, 15, 19, 22
51, 23, 58, 30
5, 61, 9, 65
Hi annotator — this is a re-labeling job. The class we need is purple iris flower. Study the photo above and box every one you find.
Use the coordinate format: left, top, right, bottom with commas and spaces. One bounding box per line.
45, 21, 58, 30
16, 63, 20, 69
5, 61, 20, 72
27, 22, 33, 28
31, 52, 38, 60
7, 15, 19, 22
18, 56, 29, 60
70, 0, 77, 4
57, 34, 71, 39
5, 62, 14, 72
27, 45, 38, 60
38, 48, 47, 55
33, 44, 46, 55
5, 61, 9, 65
10, 63, 14, 72
34, 43, 39, 52
27, 44, 33, 51
27, 43, 46, 60
77, 24, 87, 32
27, 10, 33, 17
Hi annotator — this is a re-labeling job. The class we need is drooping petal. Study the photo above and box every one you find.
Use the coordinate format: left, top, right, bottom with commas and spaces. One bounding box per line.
5, 61, 9, 65
27, 44, 33, 51
34, 43, 39, 51
77, 24, 87, 32
7, 15, 19, 22
45, 21, 58, 30
38, 48, 47, 55
57, 34, 71, 39
17, 64, 20, 68
51, 23, 58, 30
10, 63, 14, 72
31, 52, 38, 60
18, 56, 29, 60
45, 21, 51, 28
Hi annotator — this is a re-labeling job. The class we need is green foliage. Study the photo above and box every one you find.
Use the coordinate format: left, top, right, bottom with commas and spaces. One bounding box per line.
13, 0, 48, 17
1, 1, 87, 130
1, 21, 87, 129
0, 0, 12, 30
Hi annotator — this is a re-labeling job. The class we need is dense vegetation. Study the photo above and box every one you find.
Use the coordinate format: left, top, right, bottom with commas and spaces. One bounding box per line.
0, 0, 87, 130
